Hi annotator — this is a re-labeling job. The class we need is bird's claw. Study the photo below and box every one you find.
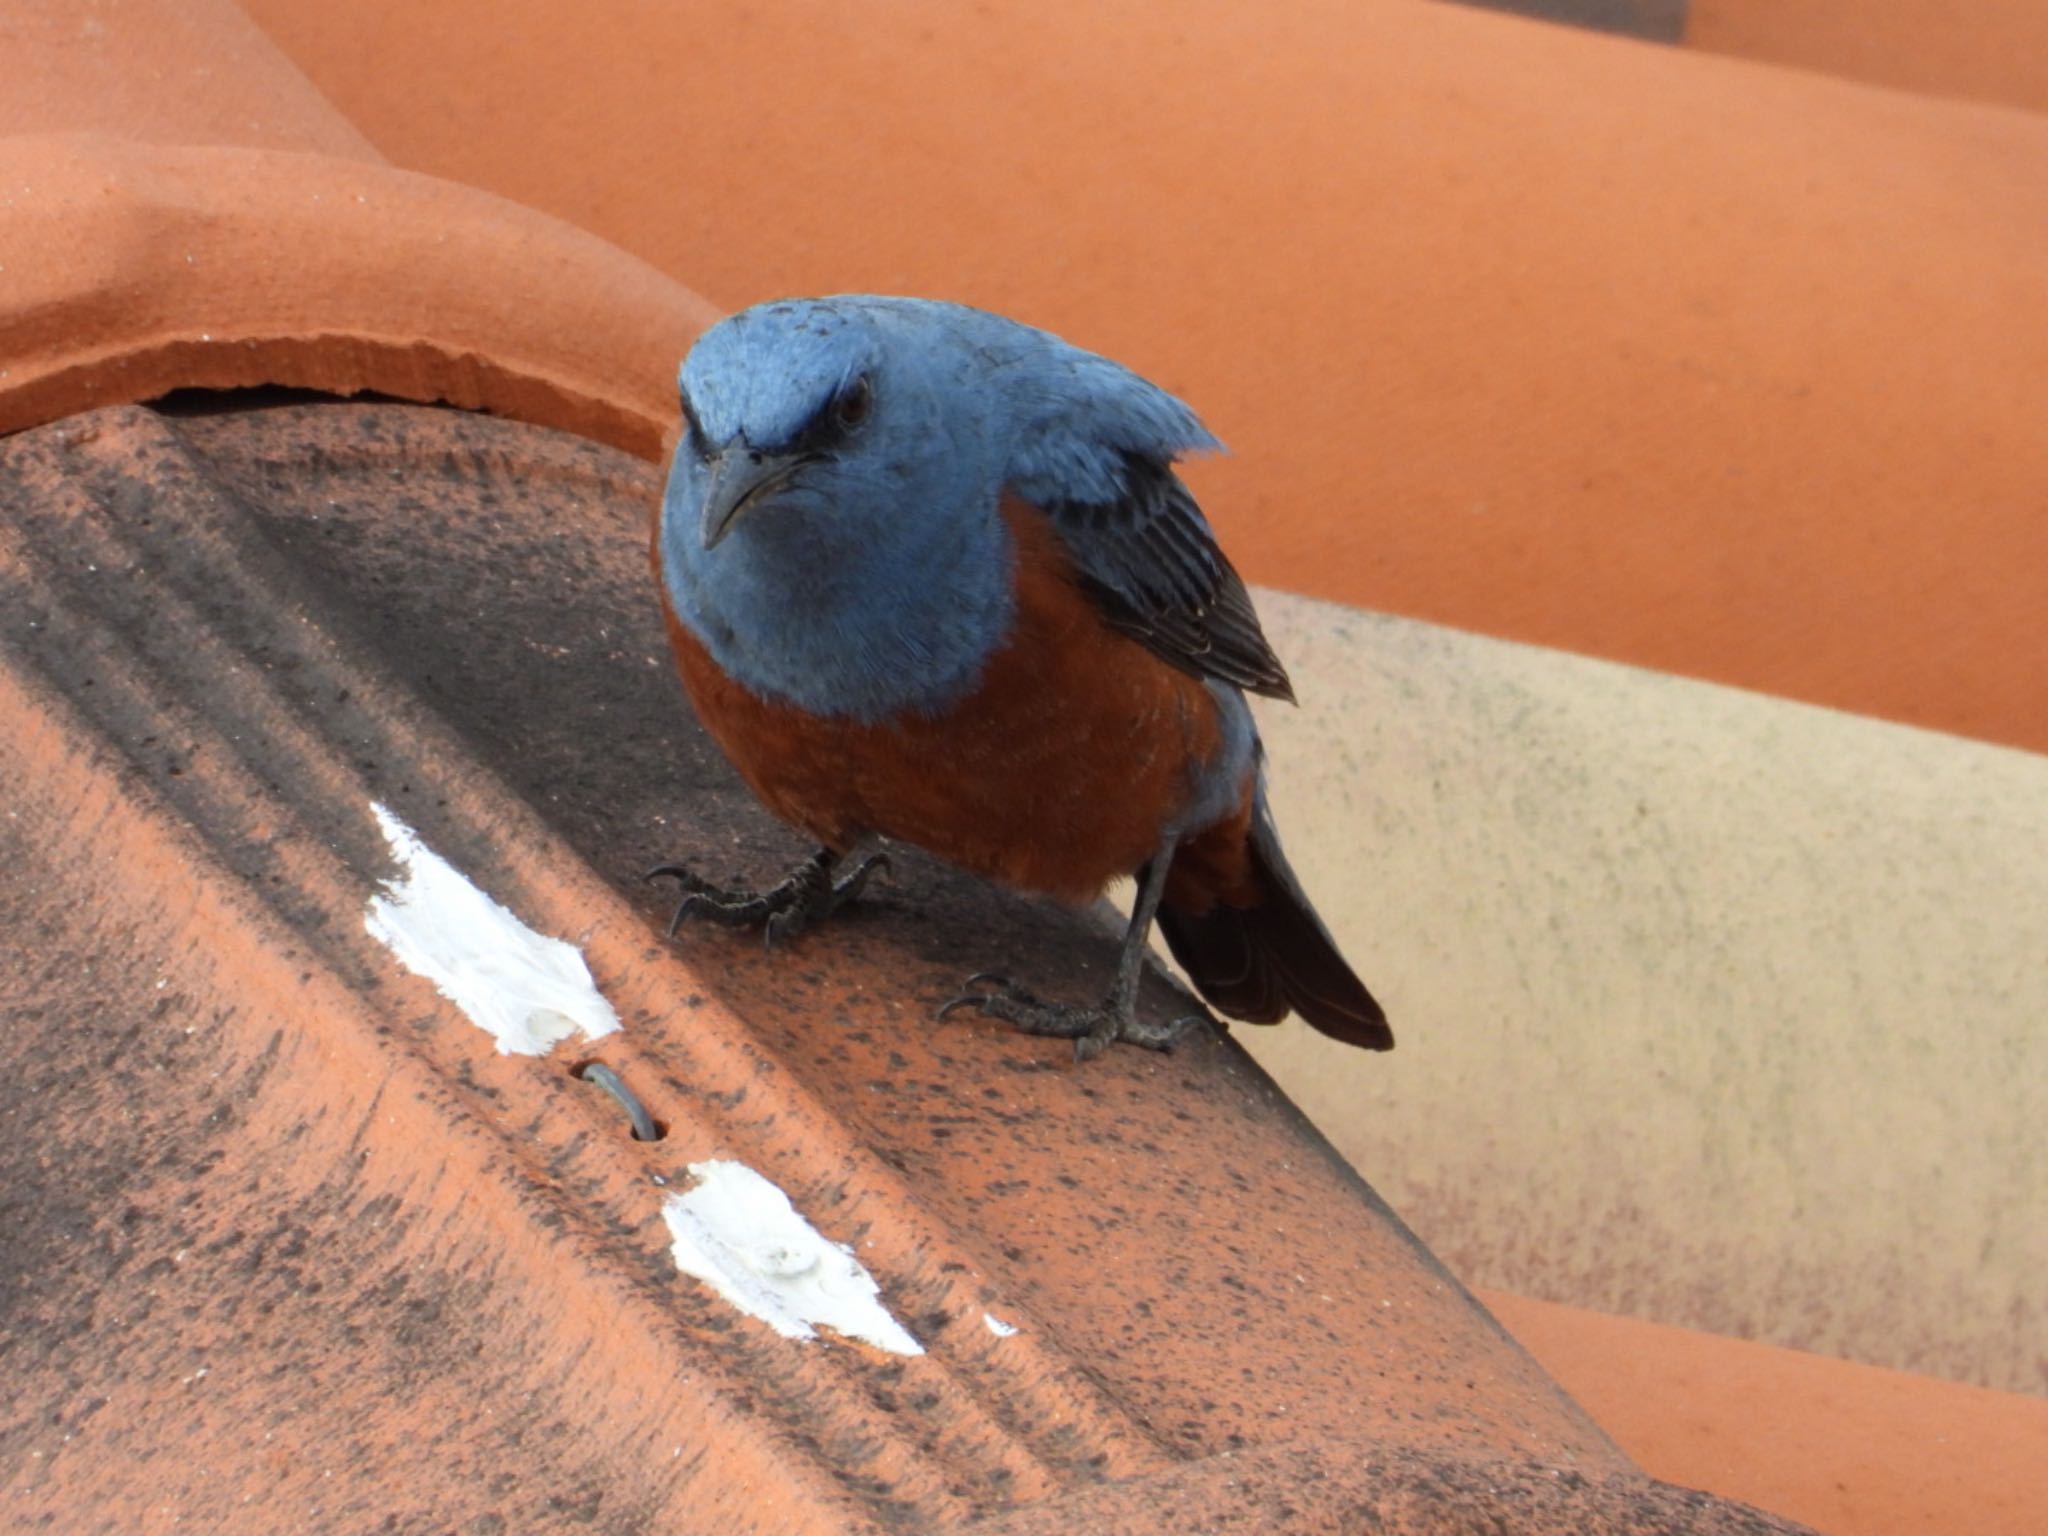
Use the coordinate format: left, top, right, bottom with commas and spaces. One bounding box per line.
646, 848, 889, 946
933, 972, 1019, 1022
935, 973, 1205, 1058
827, 850, 892, 908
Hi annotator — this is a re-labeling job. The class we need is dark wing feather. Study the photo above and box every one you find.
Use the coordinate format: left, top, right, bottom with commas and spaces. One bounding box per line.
1037, 453, 1294, 702
1155, 789, 1392, 1049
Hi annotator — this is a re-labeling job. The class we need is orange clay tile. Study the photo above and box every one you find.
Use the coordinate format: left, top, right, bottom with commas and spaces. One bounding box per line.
0, 399, 1813, 1534
0, 0, 708, 456
0, 0, 379, 157
239, 0, 2048, 755
0, 132, 711, 458
1486, 1291, 2048, 1536
1687, 1, 2048, 116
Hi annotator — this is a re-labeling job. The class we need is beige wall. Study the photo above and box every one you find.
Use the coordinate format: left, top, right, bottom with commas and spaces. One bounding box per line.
1223, 592, 2046, 1394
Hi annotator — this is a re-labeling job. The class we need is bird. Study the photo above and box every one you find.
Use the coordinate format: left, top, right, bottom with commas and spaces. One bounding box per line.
647, 295, 1390, 1059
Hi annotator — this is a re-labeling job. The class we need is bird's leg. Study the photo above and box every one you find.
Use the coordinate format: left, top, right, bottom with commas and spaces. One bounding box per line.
645, 846, 889, 948
938, 838, 1209, 1059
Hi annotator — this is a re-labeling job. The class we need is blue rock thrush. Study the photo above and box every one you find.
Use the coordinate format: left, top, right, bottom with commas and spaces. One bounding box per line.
648, 296, 1389, 1059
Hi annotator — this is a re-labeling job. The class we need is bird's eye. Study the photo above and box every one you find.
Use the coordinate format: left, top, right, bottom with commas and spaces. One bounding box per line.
833, 374, 874, 432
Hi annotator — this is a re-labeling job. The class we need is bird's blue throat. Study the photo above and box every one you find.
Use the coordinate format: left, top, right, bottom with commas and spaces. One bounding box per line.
658, 451, 1018, 724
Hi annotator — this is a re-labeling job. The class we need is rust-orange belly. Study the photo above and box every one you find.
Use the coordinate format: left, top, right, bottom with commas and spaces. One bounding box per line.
658, 500, 1253, 905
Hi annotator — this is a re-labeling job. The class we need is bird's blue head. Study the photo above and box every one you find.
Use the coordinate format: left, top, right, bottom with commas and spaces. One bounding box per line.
658, 296, 1220, 722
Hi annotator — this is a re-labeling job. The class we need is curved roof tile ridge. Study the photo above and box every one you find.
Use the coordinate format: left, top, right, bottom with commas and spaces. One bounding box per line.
0, 399, 1816, 1534
0, 132, 714, 455
0, 0, 712, 450
4, 0, 716, 448
0, 0, 714, 451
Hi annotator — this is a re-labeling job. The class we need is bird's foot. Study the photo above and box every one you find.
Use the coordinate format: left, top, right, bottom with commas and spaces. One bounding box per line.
936, 973, 1205, 1060
645, 848, 889, 948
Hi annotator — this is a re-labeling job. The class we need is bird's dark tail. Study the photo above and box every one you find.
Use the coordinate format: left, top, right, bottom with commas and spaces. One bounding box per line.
1156, 790, 1392, 1051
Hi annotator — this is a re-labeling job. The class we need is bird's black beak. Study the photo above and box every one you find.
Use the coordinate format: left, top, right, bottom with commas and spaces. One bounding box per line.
698, 448, 806, 550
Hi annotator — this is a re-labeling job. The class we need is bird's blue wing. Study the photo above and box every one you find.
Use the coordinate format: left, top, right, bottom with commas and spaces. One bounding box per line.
1001, 351, 1294, 702
1033, 455, 1293, 701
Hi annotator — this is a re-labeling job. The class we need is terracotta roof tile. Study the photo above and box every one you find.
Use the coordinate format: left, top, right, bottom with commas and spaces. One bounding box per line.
0, 400, 1813, 1533
1488, 1291, 2048, 1536
0, 134, 713, 454
0, 0, 378, 155
1687, 1, 2048, 114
